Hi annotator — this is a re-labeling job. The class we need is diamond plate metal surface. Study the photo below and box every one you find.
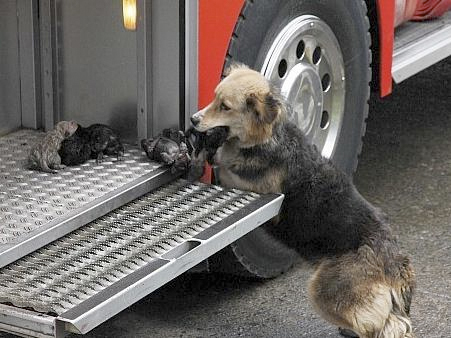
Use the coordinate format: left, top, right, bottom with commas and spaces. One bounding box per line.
0, 195, 67, 245
0, 180, 260, 315
0, 129, 163, 246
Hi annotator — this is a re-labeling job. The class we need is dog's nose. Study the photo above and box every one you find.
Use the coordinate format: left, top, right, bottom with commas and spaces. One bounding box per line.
190, 116, 200, 126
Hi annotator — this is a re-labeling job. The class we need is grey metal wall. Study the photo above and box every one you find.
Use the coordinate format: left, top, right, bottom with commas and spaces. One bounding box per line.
58, 0, 137, 142
0, 0, 22, 136
136, 0, 183, 140
150, 0, 180, 136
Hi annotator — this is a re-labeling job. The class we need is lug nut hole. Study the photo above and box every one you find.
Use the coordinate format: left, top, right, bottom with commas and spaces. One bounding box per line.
320, 111, 329, 129
278, 59, 288, 78
312, 46, 322, 64
321, 74, 331, 92
296, 40, 305, 59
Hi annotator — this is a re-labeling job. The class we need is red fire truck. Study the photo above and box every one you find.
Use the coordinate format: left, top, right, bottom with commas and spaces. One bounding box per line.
0, 0, 450, 337
199, 0, 451, 175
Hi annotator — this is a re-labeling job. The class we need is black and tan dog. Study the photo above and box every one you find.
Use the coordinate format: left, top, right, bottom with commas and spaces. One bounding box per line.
190, 64, 415, 338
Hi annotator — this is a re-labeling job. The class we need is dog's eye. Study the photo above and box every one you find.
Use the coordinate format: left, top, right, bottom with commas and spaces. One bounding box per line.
220, 103, 231, 111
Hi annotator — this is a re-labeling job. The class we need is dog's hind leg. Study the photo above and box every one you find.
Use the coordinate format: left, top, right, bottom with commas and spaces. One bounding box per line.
187, 149, 208, 181
308, 246, 414, 338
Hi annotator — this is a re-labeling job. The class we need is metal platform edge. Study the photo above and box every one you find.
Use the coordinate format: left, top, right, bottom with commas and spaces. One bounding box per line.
0, 167, 179, 269
0, 193, 283, 337
392, 15, 451, 83
0, 304, 61, 338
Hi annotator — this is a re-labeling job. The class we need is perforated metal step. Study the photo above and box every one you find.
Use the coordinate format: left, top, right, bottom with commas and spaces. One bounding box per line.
0, 179, 283, 337
0, 129, 177, 268
393, 11, 451, 83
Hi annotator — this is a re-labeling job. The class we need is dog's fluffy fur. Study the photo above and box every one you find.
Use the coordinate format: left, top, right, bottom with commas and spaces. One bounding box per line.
191, 64, 415, 338
28, 120, 78, 173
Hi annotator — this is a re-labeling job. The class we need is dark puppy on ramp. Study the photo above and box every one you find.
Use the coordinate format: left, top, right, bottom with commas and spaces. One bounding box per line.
59, 123, 124, 165
59, 124, 92, 166
141, 128, 192, 173
87, 124, 124, 163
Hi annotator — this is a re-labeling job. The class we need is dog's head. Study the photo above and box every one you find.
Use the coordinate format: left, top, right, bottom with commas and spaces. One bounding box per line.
191, 64, 283, 146
55, 120, 78, 138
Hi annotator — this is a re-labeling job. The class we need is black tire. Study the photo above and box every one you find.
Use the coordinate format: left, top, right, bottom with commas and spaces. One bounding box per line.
209, 0, 371, 278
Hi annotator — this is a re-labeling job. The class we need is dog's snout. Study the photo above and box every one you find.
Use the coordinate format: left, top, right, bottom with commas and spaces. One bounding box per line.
190, 116, 200, 126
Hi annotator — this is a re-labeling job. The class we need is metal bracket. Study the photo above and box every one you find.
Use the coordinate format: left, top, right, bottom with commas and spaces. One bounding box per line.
38, 0, 60, 131
17, 0, 42, 130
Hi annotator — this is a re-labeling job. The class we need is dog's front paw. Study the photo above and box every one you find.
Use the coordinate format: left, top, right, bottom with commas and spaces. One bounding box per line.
187, 163, 205, 181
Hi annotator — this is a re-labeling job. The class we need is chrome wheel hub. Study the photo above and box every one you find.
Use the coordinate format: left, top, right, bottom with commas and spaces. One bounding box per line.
261, 15, 345, 158
281, 62, 323, 138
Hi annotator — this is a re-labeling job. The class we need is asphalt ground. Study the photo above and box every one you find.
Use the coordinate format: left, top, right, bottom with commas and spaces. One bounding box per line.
1, 58, 450, 338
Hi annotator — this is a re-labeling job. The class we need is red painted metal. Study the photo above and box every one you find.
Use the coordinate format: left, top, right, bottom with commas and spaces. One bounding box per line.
197, 0, 395, 100
377, 0, 395, 97
198, 0, 245, 109
198, 0, 244, 183
198, 1, 444, 105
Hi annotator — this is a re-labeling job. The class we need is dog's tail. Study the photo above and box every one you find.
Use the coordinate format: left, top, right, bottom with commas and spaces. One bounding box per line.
378, 301, 414, 338
377, 264, 416, 338
308, 245, 415, 338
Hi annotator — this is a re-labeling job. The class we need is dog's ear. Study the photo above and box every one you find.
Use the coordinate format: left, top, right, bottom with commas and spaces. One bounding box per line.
246, 93, 280, 124
223, 62, 249, 77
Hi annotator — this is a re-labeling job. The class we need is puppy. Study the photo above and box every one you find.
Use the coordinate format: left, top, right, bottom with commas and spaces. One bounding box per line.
141, 128, 191, 173
191, 64, 415, 338
59, 124, 92, 166
185, 126, 229, 181
28, 120, 78, 173
85, 124, 124, 163
185, 126, 229, 164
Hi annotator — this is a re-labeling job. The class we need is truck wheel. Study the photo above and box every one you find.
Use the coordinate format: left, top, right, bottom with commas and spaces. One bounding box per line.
210, 0, 371, 278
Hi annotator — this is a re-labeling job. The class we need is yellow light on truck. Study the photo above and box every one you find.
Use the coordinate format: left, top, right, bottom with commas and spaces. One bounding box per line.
123, 0, 137, 31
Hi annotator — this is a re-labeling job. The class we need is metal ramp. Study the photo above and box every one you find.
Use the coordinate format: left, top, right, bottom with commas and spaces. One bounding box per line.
0, 130, 284, 337
393, 10, 451, 83
0, 180, 283, 337
0, 129, 176, 268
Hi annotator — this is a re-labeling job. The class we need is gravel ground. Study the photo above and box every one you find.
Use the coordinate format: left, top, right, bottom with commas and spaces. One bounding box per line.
1, 59, 450, 338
